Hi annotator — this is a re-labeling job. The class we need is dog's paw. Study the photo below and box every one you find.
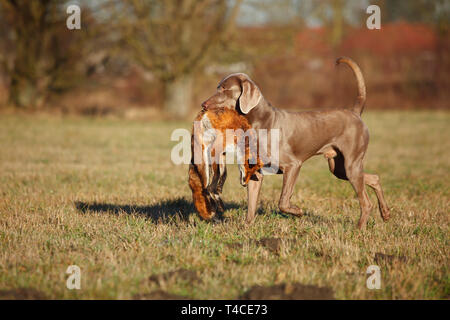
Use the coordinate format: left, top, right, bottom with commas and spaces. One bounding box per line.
245, 217, 256, 225
382, 208, 391, 221
279, 206, 303, 217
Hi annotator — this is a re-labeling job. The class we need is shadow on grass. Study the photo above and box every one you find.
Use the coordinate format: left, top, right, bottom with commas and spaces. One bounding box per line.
74, 198, 242, 224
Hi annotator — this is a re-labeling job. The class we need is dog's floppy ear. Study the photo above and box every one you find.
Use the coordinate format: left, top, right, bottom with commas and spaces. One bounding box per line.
238, 79, 262, 114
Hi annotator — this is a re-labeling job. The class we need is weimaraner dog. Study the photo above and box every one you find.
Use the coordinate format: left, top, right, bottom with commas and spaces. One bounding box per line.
201, 57, 390, 229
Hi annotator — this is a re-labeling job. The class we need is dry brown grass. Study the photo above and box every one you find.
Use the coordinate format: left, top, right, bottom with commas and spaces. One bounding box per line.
0, 111, 448, 299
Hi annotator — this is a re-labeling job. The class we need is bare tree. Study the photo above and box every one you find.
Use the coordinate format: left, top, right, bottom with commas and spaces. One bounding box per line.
295, 0, 365, 49
114, 0, 242, 118
0, 0, 104, 108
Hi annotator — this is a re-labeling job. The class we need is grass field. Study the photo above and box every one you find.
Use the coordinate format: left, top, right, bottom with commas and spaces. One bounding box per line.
0, 111, 448, 299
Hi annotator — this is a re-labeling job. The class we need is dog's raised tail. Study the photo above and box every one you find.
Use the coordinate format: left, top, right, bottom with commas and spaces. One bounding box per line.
336, 57, 366, 115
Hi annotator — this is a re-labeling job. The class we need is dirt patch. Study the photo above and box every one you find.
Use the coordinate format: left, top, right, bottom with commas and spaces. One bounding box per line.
255, 238, 283, 254
149, 269, 200, 285
0, 288, 48, 300
226, 237, 300, 255
133, 290, 189, 300
226, 242, 244, 250
240, 283, 335, 300
374, 252, 408, 265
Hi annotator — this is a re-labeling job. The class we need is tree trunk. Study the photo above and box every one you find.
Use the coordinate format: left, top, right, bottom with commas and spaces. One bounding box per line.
331, 0, 344, 49
8, 74, 40, 108
164, 74, 193, 118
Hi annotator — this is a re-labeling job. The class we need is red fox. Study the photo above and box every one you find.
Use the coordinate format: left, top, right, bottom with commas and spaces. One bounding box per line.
188, 107, 263, 221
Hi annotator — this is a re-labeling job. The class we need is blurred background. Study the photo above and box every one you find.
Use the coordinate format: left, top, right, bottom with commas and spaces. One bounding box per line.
0, 0, 448, 119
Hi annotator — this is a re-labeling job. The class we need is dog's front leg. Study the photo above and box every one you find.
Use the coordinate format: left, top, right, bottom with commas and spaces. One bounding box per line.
279, 163, 303, 217
246, 170, 263, 224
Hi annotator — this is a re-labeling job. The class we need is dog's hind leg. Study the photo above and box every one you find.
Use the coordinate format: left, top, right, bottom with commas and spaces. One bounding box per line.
364, 173, 390, 221
345, 159, 372, 229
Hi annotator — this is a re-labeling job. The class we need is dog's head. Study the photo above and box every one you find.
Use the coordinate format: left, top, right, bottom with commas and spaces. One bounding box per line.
201, 73, 262, 115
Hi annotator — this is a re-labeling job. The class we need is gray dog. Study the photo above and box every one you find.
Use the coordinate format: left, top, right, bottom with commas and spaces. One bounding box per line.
201, 57, 390, 229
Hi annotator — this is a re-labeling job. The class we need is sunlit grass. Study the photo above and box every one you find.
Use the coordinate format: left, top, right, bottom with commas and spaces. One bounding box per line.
0, 111, 448, 299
